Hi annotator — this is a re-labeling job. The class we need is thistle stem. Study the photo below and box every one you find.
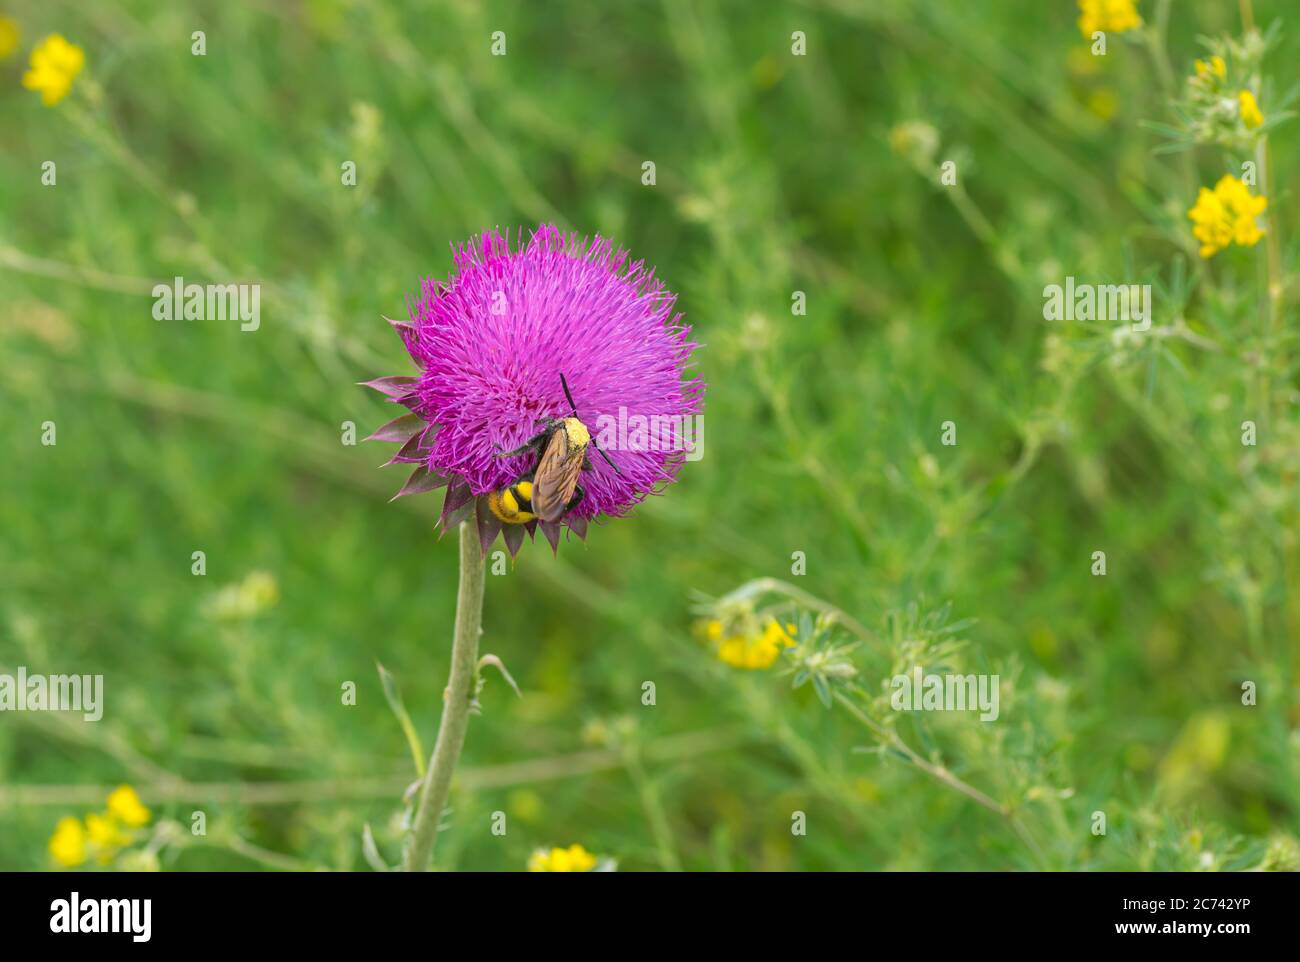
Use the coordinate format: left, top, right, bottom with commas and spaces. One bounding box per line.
402, 521, 485, 871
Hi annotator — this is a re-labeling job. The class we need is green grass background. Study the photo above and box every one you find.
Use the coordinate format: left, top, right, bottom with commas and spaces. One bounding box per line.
1, 0, 1297, 870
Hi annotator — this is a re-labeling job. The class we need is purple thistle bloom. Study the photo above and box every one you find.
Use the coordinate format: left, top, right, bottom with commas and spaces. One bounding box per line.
363, 224, 704, 556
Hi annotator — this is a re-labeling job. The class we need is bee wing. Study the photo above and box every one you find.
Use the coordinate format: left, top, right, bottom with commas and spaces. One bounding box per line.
531, 429, 584, 522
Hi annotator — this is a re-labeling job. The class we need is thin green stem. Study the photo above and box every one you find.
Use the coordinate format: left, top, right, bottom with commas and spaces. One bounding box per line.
217, 832, 325, 872
623, 745, 683, 871
401, 521, 485, 871
832, 691, 1048, 866
1145, 0, 1196, 201
717, 577, 877, 647
1255, 134, 1283, 425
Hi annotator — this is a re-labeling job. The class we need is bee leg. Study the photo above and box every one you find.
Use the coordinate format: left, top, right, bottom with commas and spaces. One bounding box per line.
582, 454, 593, 471
565, 485, 585, 513
495, 433, 546, 459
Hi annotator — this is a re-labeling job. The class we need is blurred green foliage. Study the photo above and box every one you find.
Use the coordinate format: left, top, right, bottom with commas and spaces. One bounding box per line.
1, 0, 1297, 871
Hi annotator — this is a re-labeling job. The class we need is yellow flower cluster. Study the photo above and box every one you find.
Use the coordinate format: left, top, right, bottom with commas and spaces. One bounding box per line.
703, 617, 797, 670
527, 843, 598, 872
48, 818, 88, 868
48, 785, 151, 868
1238, 89, 1264, 129
22, 33, 84, 106
1187, 175, 1267, 258
1194, 55, 1226, 81
1077, 0, 1142, 38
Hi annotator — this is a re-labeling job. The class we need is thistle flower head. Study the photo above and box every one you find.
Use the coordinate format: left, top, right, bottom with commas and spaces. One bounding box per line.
364, 224, 703, 556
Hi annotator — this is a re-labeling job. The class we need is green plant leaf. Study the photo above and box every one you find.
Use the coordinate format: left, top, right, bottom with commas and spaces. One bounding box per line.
377, 661, 426, 778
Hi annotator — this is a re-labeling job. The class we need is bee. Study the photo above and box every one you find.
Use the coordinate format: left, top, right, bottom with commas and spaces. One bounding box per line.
485, 473, 538, 525
488, 374, 620, 524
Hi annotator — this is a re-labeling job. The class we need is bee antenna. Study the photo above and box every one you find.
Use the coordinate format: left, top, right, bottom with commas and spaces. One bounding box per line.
593, 439, 622, 476
560, 372, 619, 474
559, 372, 579, 417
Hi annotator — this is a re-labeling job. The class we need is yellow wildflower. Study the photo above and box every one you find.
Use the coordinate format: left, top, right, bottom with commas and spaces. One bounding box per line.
1078, 0, 1142, 37
1194, 55, 1226, 81
48, 816, 87, 868
528, 843, 599, 872
22, 33, 84, 106
0, 16, 19, 60
85, 812, 130, 864
106, 784, 151, 827
1187, 175, 1267, 258
1238, 89, 1264, 129
716, 618, 797, 670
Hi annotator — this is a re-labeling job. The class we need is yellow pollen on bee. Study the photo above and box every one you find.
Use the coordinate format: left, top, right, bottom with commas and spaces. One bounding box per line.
562, 417, 590, 449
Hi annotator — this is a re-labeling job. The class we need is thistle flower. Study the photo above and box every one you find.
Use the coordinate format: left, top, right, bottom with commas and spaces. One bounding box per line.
1077, 0, 1142, 38
22, 33, 84, 106
364, 224, 703, 557
1187, 175, 1267, 258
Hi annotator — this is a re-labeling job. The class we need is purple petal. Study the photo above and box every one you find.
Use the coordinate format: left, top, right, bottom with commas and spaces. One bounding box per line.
358, 376, 417, 398
389, 465, 449, 501
502, 523, 525, 558
439, 478, 473, 529
367, 413, 424, 444
476, 498, 502, 555
384, 432, 425, 466
442, 496, 476, 532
